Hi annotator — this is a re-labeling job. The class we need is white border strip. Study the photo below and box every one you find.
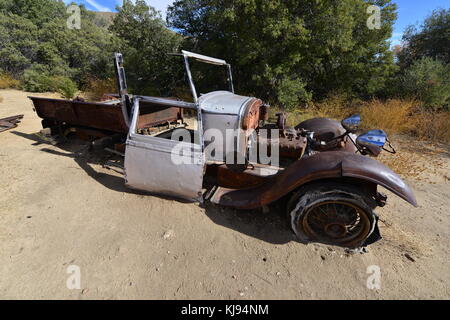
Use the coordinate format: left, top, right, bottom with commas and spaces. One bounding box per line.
181, 50, 227, 65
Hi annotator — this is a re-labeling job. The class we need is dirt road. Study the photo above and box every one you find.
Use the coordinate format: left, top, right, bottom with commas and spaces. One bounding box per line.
1, 89, 449, 299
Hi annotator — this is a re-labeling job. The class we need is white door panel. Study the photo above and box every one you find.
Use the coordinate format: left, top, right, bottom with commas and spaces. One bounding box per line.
124, 98, 204, 202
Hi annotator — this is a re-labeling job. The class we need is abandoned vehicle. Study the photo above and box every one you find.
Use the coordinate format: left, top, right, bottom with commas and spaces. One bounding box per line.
29, 51, 417, 248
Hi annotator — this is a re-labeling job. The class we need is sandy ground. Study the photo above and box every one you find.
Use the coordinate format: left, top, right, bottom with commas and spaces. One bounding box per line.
1, 89, 449, 300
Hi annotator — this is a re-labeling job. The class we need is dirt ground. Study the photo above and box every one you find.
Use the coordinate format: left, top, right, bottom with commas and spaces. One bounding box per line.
1, 89, 449, 300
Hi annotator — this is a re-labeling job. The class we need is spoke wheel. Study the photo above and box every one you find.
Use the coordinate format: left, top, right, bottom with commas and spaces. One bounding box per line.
288, 183, 377, 248
301, 201, 371, 245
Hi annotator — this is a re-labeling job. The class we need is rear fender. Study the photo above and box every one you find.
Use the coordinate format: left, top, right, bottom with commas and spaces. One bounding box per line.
210, 151, 417, 209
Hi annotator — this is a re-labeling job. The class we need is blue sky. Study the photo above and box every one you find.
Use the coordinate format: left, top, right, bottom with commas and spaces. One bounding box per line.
391, 0, 449, 45
65, 0, 449, 45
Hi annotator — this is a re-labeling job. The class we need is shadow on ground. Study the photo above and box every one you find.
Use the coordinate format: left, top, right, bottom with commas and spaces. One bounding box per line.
12, 130, 148, 195
12, 130, 295, 245
203, 202, 294, 245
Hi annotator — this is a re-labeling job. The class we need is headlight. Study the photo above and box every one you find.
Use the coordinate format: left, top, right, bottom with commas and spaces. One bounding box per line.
341, 114, 361, 132
356, 130, 387, 156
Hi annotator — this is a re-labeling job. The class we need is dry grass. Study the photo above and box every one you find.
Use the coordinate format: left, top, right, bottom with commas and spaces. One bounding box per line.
359, 99, 450, 143
360, 99, 450, 143
359, 99, 417, 135
0, 73, 20, 89
83, 78, 117, 101
273, 96, 450, 179
410, 109, 450, 143
278, 96, 450, 144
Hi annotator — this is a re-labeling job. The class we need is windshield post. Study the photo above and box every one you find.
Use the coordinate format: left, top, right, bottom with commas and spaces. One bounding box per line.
227, 64, 235, 93
181, 50, 235, 99
183, 55, 198, 104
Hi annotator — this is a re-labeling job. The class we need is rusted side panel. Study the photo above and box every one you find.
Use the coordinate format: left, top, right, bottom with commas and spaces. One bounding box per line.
30, 97, 183, 134
30, 97, 128, 133
211, 152, 343, 209
0, 114, 24, 133
205, 164, 271, 189
139, 101, 181, 128
210, 151, 417, 209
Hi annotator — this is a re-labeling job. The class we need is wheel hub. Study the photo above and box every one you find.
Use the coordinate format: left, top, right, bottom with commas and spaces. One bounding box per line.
301, 200, 371, 246
324, 223, 347, 238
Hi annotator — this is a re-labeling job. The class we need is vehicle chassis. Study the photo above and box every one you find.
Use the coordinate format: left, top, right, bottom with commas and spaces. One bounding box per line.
30, 51, 417, 248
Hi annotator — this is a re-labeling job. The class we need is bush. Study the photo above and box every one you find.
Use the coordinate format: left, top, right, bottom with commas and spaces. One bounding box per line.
359, 99, 417, 135
21, 64, 78, 98
398, 57, 450, 110
276, 77, 312, 110
83, 77, 117, 101
55, 77, 78, 99
21, 65, 54, 92
0, 72, 20, 89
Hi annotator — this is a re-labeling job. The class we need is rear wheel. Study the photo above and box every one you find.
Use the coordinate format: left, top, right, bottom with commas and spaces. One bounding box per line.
287, 183, 377, 248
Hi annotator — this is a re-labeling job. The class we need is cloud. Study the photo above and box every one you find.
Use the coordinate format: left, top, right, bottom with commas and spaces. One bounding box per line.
85, 0, 112, 12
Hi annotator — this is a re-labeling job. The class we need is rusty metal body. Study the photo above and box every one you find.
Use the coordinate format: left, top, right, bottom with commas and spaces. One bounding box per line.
296, 117, 358, 152
30, 96, 128, 134
28, 51, 416, 209
29, 96, 183, 138
0, 114, 24, 133
28, 51, 417, 246
210, 151, 417, 209
28, 51, 418, 247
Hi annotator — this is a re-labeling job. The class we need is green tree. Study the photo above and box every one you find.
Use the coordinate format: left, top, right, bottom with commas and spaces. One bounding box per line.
0, 0, 119, 90
399, 57, 450, 110
0, 0, 66, 26
110, 0, 184, 96
0, 12, 38, 75
167, 0, 398, 108
398, 9, 450, 68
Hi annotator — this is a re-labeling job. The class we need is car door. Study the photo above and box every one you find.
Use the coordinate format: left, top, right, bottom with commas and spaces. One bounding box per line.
124, 97, 205, 202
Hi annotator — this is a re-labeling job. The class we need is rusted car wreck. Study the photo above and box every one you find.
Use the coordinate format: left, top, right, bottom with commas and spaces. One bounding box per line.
29, 51, 417, 248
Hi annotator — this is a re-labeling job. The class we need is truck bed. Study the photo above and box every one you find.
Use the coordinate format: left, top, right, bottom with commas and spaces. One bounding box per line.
29, 96, 183, 135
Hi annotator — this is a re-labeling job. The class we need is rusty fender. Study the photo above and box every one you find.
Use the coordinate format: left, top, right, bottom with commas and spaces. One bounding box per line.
210, 151, 418, 209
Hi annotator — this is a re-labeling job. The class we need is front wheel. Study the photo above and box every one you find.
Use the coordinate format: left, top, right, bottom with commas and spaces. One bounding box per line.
287, 183, 378, 248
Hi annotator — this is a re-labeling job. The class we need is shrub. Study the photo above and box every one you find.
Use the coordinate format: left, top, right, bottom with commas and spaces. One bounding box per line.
83, 77, 117, 101
322, 98, 450, 143
398, 57, 450, 110
276, 77, 312, 110
0, 72, 20, 89
21, 64, 78, 99
54, 77, 78, 99
21, 65, 54, 92
309, 93, 360, 119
